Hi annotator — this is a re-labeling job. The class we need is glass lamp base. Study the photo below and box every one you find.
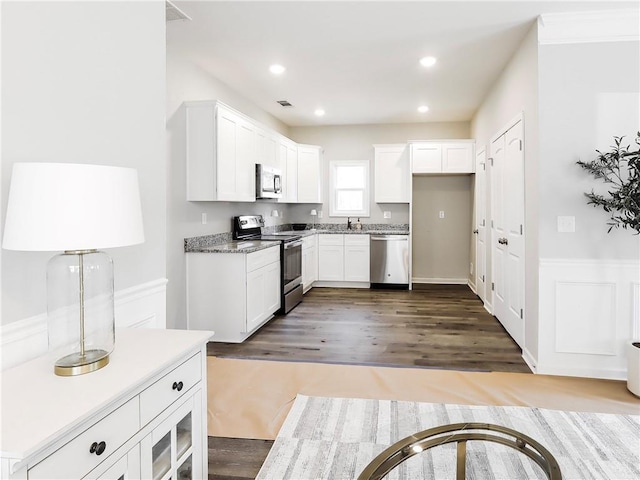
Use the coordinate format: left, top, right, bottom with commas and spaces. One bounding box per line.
54, 349, 110, 376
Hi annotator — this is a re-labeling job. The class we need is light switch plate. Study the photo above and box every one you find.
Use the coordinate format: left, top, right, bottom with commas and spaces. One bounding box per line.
439, 211, 445, 219
557, 215, 575, 233
318, 210, 323, 219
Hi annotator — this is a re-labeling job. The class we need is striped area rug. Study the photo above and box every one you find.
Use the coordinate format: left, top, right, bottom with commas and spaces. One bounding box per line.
256, 395, 640, 480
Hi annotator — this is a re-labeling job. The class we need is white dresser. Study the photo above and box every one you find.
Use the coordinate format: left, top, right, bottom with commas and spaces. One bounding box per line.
0, 328, 213, 480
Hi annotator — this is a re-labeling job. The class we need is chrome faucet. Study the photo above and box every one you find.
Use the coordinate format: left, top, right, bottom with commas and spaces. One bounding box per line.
347, 217, 352, 230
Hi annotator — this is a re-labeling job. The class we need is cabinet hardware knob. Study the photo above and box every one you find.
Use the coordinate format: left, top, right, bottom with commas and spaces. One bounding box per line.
172, 381, 184, 392
473, 229, 479, 234
89, 441, 106, 456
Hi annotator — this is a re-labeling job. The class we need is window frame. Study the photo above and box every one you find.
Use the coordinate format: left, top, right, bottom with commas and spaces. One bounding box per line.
328, 159, 370, 218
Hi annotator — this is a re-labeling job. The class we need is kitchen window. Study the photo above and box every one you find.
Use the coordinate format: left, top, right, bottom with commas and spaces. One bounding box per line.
329, 160, 370, 217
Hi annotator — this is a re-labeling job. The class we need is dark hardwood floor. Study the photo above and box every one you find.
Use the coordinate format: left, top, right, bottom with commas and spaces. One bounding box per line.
208, 284, 530, 373
208, 285, 530, 479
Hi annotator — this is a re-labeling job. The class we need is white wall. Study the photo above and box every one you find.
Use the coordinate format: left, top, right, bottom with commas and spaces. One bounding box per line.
165, 43, 291, 329
470, 23, 540, 361
1, 2, 166, 329
535, 37, 640, 379
288, 122, 471, 224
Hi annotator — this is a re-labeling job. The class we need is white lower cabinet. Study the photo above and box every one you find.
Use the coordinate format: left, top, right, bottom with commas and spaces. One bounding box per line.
1, 329, 212, 480
84, 445, 140, 480
141, 391, 203, 480
301, 235, 318, 291
317, 234, 370, 284
187, 245, 281, 342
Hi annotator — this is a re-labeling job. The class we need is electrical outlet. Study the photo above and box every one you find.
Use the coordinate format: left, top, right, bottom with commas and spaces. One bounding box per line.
201, 213, 207, 225
383, 211, 391, 219
439, 211, 445, 219
470, 263, 473, 275
318, 210, 323, 219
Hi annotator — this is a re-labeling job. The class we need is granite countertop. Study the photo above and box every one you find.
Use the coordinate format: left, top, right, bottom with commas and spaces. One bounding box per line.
187, 240, 281, 254
184, 223, 409, 254
284, 229, 409, 236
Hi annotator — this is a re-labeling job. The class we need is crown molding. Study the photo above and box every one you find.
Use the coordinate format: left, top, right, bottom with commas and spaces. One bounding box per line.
538, 9, 640, 45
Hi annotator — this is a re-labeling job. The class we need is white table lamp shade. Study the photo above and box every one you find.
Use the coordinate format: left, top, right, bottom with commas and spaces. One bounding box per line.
310, 209, 317, 216
3, 163, 144, 251
2, 163, 145, 376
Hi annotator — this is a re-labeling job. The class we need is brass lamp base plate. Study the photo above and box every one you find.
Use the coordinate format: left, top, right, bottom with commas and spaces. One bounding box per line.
54, 350, 110, 376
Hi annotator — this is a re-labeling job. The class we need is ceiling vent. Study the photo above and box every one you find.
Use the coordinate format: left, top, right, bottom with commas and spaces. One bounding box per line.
277, 100, 293, 107
166, 1, 191, 22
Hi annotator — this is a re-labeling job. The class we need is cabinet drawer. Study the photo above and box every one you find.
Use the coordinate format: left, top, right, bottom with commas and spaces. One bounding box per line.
344, 234, 369, 246
318, 234, 343, 246
139, 353, 202, 426
302, 235, 316, 249
246, 246, 280, 273
29, 397, 139, 480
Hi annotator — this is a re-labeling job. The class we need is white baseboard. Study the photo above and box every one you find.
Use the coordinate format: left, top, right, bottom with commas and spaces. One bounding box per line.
522, 348, 537, 373
412, 277, 469, 285
538, 258, 639, 380
313, 281, 370, 289
468, 280, 477, 294
0, 278, 167, 371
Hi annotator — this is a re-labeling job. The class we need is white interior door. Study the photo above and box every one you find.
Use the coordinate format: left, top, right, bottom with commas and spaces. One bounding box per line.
475, 148, 487, 303
504, 121, 525, 346
490, 135, 507, 324
490, 119, 525, 348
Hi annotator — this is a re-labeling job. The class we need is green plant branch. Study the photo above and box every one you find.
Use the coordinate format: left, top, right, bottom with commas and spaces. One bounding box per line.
577, 132, 640, 234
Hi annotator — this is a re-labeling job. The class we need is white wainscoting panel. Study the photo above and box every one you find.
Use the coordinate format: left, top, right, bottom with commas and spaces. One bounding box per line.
0, 278, 167, 371
538, 259, 639, 380
555, 282, 616, 355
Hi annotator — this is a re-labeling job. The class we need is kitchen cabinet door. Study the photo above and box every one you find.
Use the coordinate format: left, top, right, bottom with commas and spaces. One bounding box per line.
264, 260, 281, 317
411, 143, 441, 173
246, 267, 266, 333
186, 101, 256, 202
442, 142, 474, 173
302, 245, 316, 291
257, 128, 278, 168
344, 235, 370, 282
297, 144, 322, 203
374, 145, 410, 203
84, 445, 141, 480
279, 139, 298, 203
318, 246, 344, 281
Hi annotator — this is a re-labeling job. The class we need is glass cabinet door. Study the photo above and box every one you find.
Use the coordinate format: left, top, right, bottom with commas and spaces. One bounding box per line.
142, 391, 203, 480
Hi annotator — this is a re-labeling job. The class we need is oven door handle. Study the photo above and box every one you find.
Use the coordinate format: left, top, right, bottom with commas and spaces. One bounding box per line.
284, 240, 303, 249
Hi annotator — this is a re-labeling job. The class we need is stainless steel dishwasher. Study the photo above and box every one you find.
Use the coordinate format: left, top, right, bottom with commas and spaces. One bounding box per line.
370, 235, 409, 288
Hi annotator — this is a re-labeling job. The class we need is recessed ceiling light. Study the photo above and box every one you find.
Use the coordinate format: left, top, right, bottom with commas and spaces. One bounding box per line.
419, 56, 437, 68
269, 64, 286, 75
418, 105, 429, 113
314, 109, 325, 117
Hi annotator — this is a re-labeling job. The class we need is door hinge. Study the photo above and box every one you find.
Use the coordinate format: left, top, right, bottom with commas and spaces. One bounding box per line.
491, 220, 494, 228
482, 275, 485, 282
482, 162, 486, 171
489, 157, 494, 166
520, 308, 523, 319
520, 224, 523, 235
482, 219, 486, 227
519, 140, 523, 151
491, 282, 495, 291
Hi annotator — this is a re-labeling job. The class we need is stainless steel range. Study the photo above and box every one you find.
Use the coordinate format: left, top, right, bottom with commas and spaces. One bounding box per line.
233, 215, 303, 313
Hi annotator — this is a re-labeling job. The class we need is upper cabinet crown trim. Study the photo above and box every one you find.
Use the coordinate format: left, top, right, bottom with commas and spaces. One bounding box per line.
538, 9, 640, 45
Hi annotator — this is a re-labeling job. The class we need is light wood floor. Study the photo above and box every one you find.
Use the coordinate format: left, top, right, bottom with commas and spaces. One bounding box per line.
208, 284, 530, 479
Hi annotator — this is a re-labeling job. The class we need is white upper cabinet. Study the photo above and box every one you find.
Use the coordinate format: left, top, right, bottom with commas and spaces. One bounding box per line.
185, 100, 322, 203
297, 144, 323, 204
185, 101, 256, 202
256, 127, 279, 169
374, 144, 410, 203
410, 140, 475, 174
279, 138, 299, 203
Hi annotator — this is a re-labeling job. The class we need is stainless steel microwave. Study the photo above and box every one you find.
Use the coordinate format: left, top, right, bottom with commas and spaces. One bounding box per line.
256, 164, 282, 199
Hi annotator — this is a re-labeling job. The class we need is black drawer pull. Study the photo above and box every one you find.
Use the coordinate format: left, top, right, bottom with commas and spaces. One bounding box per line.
172, 381, 184, 392
89, 441, 106, 456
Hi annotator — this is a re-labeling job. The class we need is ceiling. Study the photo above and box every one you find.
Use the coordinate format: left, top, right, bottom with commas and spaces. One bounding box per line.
167, 1, 635, 127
